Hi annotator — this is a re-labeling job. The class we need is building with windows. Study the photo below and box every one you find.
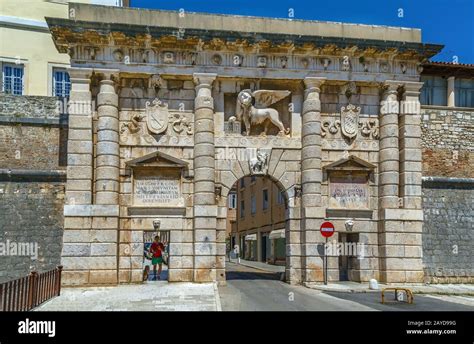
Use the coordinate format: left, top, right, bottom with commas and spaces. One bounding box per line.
0, 0, 127, 96
231, 176, 287, 265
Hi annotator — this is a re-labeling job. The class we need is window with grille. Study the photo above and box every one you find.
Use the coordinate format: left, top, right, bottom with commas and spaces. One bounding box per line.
53, 69, 71, 98
2, 64, 24, 95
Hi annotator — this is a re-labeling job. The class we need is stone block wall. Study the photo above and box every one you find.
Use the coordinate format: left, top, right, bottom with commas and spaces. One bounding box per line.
421, 107, 473, 283
422, 178, 473, 283
0, 93, 68, 170
0, 182, 64, 283
421, 107, 474, 178
0, 94, 66, 282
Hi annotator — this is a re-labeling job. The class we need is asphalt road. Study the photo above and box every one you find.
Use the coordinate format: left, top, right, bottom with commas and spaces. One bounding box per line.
219, 262, 474, 311
219, 262, 375, 311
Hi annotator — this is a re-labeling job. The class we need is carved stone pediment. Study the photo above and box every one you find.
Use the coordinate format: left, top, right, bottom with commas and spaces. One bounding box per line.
125, 151, 188, 170
323, 155, 376, 172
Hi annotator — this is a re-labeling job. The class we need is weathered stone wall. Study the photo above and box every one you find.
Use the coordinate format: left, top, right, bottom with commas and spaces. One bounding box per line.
421, 107, 473, 283
0, 93, 68, 169
0, 181, 65, 283
422, 178, 474, 283
0, 94, 66, 282
421, 107, 474, 178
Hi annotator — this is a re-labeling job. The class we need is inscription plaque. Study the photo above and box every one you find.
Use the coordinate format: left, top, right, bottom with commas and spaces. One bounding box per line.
329, 173, 369, 209
133, 171, 183, 206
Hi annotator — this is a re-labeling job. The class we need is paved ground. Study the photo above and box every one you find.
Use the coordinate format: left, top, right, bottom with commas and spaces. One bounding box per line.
34, 262, 474, 312
306, 281, 474, 295
219, 262, 474, 311
35, 282, 219, 311
219, 262, 375, 311
325, 291, 474, 311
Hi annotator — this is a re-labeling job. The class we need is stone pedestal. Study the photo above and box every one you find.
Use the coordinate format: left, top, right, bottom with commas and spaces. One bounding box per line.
301, 77, 326, 283
192, 73, 219, 282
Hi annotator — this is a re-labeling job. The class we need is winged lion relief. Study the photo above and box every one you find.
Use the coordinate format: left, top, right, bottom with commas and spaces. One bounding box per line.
229, 89, 290, 137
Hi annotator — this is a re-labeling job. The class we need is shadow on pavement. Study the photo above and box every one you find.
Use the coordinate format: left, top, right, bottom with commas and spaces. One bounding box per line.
226, 270, 281, 281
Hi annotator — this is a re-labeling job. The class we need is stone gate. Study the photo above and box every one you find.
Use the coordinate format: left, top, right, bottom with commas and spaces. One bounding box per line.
46, 3, 444, 286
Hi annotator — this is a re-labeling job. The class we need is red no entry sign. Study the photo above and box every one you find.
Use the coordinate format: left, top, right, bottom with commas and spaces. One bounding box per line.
320, 221, 335, 238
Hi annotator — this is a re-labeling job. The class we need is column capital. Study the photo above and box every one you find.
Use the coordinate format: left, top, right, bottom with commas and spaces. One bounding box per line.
401, 81, 424, 98
303, 77, 326, 90
380, 80, 403, 97
68, 67, 93, 82
193, 73, 217, 87
93, 68, 120, 80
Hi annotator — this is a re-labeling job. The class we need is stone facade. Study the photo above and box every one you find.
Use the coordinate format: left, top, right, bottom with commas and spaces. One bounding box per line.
0, 181, 64, 283
31, 3, 473, 287
422, 178, 473, 283
421, 107, 474, 178
0, 94, 66, 282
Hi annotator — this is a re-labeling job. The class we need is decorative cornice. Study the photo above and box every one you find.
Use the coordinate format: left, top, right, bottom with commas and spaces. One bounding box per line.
46, 17, 443, 60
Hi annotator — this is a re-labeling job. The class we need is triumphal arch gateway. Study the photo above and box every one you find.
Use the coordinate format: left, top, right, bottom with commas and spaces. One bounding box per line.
47, 4, 442, 286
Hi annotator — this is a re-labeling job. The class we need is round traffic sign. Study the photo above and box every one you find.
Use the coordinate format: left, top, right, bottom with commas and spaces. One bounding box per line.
320, 221, 335, 238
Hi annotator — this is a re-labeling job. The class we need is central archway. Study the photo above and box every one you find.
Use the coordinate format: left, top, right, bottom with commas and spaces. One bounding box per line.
225, 175, 289, 281
215, 148, 303, 284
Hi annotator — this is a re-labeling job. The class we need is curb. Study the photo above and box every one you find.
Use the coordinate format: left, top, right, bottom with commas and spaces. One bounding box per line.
213, 283, 222, 311
236, 260, 285, 275
306, 284, 474, 296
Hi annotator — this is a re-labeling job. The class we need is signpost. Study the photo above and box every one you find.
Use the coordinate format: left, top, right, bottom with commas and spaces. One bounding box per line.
320, 221, 335, 285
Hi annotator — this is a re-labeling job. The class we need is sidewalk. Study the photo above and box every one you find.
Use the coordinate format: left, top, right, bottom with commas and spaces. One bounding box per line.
35, 282, 221, 311
305, 281, 474, 296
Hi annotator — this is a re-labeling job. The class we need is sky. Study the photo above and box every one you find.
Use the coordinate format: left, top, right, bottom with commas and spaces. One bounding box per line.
130, 0, 474, 64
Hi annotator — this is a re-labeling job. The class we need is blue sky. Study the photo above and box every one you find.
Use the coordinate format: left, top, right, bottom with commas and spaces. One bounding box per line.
130, 0, 474, 64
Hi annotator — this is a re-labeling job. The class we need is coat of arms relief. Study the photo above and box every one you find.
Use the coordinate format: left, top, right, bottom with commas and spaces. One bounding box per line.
120, 98, 194, 139
321, 104, 379, 140
145, 99, 169, 134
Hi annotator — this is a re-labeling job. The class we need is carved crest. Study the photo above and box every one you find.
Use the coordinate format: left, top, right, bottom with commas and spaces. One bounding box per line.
249, 148, 270, 175
340, 104, 361, 139
145, 99, 169, 134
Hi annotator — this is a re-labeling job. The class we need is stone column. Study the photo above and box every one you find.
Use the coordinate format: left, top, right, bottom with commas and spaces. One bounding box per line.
301, 77, 326, 283
95, 74, 120, 205
62, 67, 94, 286
65, 68, 93, 206
397, 81, 424, 283
378, 80, 401, 283
88, 71, 121, 285
379, 81, 400, 210
193, 73, 218, 282
400, 82, 424, 210
378, 80, 424, 283
447, 76, 455, 107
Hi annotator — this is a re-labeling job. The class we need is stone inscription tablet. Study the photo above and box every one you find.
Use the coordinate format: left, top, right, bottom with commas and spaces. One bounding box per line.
133, 173, 183, 206
329, 174, 369, 209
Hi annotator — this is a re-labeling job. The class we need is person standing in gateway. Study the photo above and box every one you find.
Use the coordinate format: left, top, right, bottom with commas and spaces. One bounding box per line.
150, 236, 165, 280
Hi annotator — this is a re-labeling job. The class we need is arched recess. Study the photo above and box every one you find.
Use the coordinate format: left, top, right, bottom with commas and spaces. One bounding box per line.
215, 149, 303, 284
